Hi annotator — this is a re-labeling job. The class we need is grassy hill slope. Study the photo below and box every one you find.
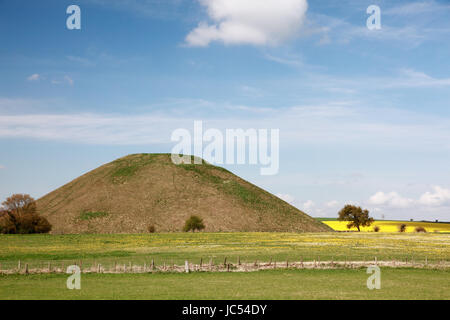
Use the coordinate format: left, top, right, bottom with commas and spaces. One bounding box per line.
37, 154, 331, 234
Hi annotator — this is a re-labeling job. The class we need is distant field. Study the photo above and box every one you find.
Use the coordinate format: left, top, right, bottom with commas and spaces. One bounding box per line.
1, 268, 449, 300
0, 232, 449, 271
319, 219, 450, 233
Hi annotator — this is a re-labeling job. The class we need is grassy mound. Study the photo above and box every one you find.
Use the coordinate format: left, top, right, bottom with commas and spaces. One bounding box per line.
37, 154, 331, 234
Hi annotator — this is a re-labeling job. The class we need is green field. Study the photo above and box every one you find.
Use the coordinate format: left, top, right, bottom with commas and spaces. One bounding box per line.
1, 268, 449, 300
1, 232, 449, 270
1, 232, 449, 300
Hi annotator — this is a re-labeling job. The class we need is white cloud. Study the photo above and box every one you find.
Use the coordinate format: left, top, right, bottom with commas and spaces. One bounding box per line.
52, 76, 74, 86
368, 191, 414, 208
391, 69, 450, 88
419, 186, 450, 206
240, 85, 264, 98
263, 53, 303, 67
325, 200, 339, 208
276, 193, 295, 204
64, 76, 74, 86
1, 99, 450, 149
67, 55, 95, 67
185, 0, 308, 46
369, 186, 450, 210
27, 74, 40, 81
306, 8, 450, 47
301, 200, 315, 211
0, 113, 180, 145
385, 1, 450, 16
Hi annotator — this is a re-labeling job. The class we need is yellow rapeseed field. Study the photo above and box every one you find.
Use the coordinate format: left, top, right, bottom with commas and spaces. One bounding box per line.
322, 220, 450, 233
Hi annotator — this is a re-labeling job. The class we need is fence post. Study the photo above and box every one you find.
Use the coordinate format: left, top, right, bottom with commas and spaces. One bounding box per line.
185, 260, 189, 273
25, 263, 29, 274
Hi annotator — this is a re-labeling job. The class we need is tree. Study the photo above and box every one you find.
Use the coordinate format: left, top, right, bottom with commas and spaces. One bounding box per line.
338, 204, 374, 232
2, 194, 36, 216
0, 194, 52, 234
183, 215, 205, 232
0, 210, 16, 234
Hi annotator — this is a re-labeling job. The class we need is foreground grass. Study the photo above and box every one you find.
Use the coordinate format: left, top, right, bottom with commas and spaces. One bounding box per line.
0, 232, 449, 270
0, 268, 448, 300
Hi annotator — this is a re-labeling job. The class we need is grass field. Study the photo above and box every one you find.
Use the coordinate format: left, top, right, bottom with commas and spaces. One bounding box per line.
1, 268, 448, 300
319, 219, 450, 233
0, 232, 449, 271
1, 232, 449, 300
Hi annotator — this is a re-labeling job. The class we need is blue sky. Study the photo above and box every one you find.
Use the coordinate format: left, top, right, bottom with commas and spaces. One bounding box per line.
1, 0, 450, 220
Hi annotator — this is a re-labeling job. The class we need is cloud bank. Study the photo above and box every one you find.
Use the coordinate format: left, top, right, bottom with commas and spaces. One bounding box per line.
369, 186, 450, 209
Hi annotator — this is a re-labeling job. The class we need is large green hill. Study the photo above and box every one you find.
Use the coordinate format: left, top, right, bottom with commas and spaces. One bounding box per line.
37, 154, 331, 234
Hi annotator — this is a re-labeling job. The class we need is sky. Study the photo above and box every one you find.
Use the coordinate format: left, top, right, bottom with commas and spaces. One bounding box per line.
1, 0, 450, 221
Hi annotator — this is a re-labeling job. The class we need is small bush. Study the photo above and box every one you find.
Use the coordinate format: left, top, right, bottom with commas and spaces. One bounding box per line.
399, 224, 407, 232
147, 224, 156, 233
183, 215, 205, 232
415, 226, 427, 233
373, 226, 380, 232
